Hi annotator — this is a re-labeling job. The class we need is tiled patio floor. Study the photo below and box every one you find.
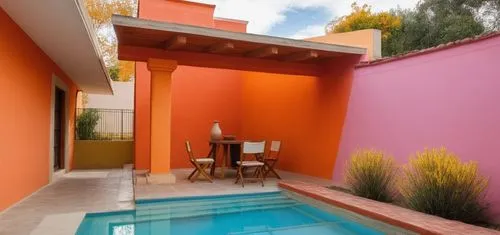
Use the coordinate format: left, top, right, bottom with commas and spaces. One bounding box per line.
0, 168, 133, 235
134, 168, 332, 200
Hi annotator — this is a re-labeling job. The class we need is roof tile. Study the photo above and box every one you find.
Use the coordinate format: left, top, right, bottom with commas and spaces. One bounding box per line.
357, 31, 500, 68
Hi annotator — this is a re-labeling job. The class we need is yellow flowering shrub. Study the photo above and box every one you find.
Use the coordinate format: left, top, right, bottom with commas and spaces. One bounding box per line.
399, 147, 489, 224
345, 149, 397, 202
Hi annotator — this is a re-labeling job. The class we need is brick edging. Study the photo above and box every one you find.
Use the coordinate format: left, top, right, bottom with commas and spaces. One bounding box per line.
278, 181, 436, 235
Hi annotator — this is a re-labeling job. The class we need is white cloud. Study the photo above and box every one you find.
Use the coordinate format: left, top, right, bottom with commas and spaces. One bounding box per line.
289, 24, 326, 39
193, 0, 419, 36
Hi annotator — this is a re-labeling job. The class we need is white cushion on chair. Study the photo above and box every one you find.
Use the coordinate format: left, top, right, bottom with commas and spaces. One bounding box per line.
270, 141, 281, 152
243, 141, 265, 154
195, 158, 214, 163
237, 161, 264, 166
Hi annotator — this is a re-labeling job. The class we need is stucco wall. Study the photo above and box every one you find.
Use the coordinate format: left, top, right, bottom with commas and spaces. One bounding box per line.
73, 140, 133, 169
0, 9, 77, 211
214, 17, 247, 32
241, 56, 360, 179
135, 0, 370, 176
307, 29, 381, 61
135, 0, 246, 170
336, 35, 500, 220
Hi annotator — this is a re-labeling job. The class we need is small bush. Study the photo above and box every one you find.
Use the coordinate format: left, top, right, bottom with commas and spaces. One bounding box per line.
76, 109, 99, 140
399, 147, 489, 224
345, 149, 398, 202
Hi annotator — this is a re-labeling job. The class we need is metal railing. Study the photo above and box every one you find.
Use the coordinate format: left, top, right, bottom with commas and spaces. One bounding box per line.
76, 108, 133, 140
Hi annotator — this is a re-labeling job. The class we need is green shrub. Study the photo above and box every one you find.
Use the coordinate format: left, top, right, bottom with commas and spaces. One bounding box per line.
76, 109, 99, 140
399, 147, 489, 224
345, 149, 398, 202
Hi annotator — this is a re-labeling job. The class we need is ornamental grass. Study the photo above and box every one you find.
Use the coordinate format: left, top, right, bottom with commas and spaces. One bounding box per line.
345, 149, 398, 202
399, 147, 489, 224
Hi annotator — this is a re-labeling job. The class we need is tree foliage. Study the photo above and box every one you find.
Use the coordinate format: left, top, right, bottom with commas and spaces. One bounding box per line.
327, 3, 402, 41
328, 1, 500, 57
482, 0, 500, 30
108, 65, 120, 81
84, 0, 136, 82
386, 0, 485, 56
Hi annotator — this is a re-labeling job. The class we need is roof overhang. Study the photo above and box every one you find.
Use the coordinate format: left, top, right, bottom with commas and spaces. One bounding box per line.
0, 0, 113, 94
112, 15, 367, 76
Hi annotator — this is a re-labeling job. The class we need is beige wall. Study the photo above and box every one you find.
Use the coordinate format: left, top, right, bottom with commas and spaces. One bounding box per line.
86, 81, 134, 109
307, 29, 382, 61
73, 140, 133, 169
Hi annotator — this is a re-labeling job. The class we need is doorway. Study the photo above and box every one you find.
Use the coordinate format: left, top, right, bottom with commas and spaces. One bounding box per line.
53, 87, 65, 171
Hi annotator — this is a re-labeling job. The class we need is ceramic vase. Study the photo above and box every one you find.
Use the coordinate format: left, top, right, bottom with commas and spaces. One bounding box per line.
210, 121, 222, 140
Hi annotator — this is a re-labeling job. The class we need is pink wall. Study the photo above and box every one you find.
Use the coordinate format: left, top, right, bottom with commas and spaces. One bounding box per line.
336, 35, 500, 221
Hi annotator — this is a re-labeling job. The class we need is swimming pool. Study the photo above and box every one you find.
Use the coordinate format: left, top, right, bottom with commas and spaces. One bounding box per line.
76, 191, 406, 235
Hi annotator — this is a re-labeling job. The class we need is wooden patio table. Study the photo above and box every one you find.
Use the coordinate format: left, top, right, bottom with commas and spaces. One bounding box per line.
208, 140, 244, 179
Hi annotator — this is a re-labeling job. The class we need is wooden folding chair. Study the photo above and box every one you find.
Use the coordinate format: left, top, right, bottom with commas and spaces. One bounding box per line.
263, 141, 282, 179
185, 141, 214, 183
235, 141, 265, 187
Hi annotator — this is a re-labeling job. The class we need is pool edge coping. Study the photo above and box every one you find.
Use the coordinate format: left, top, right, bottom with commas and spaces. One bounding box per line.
278, 181, 500, 235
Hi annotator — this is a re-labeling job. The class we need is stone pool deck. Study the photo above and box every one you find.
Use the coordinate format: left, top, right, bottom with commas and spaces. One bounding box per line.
0, 168, 134, 235
1, 166, 498, 235
0, 168, 328, 234
280, 181, 500, 235
134, 168, 332, 200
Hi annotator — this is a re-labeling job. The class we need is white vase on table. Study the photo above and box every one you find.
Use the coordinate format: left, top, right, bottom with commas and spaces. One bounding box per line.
210, 121, 222, 140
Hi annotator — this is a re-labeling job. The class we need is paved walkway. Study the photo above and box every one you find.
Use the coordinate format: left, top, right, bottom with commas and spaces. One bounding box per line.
0, 168, 133, 235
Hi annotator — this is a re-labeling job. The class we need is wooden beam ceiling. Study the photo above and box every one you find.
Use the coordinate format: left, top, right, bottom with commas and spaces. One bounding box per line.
119, 45, 323, 76
164, 35, 187, 50
284, 51, 318, 62
207, 42, 234, 53
246, 46, 279, 58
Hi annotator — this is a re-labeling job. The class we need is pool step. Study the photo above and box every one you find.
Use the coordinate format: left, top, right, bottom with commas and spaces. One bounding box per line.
136, 193, 287, 210
226, 222, 358, 235
133, 192, 304, 224
135, 199, 299, 218
133, 202, 303, 223
135, 197, 296, 217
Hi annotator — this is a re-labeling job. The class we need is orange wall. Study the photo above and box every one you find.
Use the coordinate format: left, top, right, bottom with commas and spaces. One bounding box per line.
135, 62, 243, 169
134, 62, 152, 169
135, 0, 362, 177
240, 56, 360, 179
139, 0, 215, 27
135, 0, 247, 169
214, 18, 248, 32
0, 9, 77, 211
307, 29, 381, 60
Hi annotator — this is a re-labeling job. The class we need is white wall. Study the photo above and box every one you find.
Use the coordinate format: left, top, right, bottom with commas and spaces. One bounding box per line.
86, 81, 134, 109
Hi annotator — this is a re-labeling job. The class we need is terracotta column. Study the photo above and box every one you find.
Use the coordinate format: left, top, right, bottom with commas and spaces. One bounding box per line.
147, 58, 178, 184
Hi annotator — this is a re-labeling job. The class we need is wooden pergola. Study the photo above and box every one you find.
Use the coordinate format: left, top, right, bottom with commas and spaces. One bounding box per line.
112, 15, 366, 183
113, 15, 366, 76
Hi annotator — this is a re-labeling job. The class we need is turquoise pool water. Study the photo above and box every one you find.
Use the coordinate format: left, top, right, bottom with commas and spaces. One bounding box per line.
76, 192, 385, 235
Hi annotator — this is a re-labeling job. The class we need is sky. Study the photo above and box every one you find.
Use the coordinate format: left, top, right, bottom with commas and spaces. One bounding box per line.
193, 0, 420, 39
